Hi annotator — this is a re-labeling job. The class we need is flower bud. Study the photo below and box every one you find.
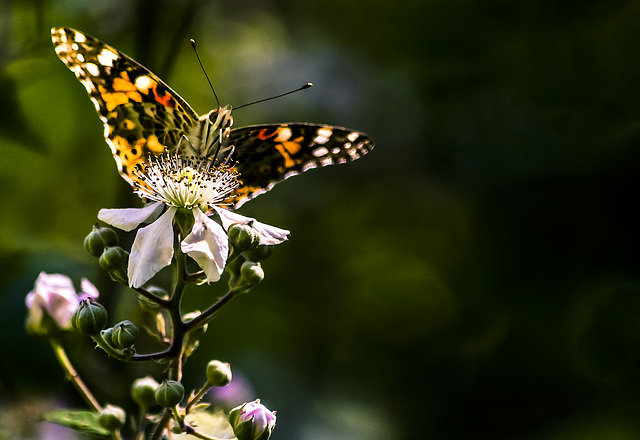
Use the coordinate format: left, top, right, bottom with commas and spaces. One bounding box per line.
229, 400, 276, 440
228, 223, 260, 252
131, 376, 159, 408
72, 299, 107, 336
84, 224, 118, 257
99, 246, 128, 271
101, 327, 114, 345
111, 320, 139, 349
98, 404, 126, 431
244, 245, 274, 262
25, 273, 99, 336
240, 262, 264, 286
206, 360, 232, 387
154, 379, 185, 407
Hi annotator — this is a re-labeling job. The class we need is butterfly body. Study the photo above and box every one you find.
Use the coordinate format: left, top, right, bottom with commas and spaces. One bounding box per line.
51, 27, 373, 208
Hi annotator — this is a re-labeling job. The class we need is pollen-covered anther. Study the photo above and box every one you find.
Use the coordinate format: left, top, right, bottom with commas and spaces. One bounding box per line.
132, 153, 240, 210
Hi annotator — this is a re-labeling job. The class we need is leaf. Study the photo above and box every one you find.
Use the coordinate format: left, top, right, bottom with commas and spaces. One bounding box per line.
42, 409, 111, 437
173, 407, 235, 439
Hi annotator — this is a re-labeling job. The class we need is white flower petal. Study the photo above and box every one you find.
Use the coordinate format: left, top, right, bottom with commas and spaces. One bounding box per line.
214, 207, 290, 245
98, 202, 164, 232
128, 207, 177, 288
181, 209, 229, 283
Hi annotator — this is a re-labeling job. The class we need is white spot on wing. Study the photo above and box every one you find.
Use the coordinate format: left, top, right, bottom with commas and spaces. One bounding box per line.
77, 53, 85, 62
312, 147, 329, 157
275, 128, 291, 142
347, 132, 359, 142
73, 32, 87, 43
135, 75, 153, 93
97, 49, 118, 67
85, 63, 100, 76
314, 128, 332, 144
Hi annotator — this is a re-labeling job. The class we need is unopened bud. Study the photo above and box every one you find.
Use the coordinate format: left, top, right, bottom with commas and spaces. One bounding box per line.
206, 360, 232, 387
99, 246, 128, 271
98, 404, 126, 431
84, 225, 118, 257
229, 400, 276, 440
228, 223, 260, 252
111, 320, 139, 349
240, 261, 264, 286
72, 299, 107, 336
154, 379, 184, 407
244, 245, 274, 262
131, 376, 159, 408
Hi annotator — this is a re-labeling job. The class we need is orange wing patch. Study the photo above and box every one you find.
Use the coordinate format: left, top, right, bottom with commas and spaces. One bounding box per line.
100, 72, 142, 111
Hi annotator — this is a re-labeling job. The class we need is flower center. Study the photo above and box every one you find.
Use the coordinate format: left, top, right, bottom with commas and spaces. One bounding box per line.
133, 153, 241, 210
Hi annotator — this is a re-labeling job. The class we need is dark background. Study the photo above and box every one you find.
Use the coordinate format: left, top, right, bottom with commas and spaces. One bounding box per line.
2, 0, 640, 439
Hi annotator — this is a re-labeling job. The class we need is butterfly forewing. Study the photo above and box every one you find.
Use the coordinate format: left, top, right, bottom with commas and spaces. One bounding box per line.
226, 124, 373, 208
51, 27, 201, 185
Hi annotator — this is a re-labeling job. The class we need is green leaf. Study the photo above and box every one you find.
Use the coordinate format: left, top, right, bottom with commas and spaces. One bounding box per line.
173, 407, 235, 439
42, 409, 111, 437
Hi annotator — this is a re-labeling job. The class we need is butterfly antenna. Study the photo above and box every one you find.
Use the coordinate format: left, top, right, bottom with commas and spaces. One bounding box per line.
234, 83, 313, 110
191, 39, 221, 108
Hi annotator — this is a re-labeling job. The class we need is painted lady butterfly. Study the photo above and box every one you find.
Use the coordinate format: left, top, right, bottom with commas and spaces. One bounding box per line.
51, 27, 373, 208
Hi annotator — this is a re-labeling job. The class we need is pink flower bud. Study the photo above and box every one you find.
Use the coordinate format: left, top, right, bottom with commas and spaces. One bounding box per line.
25, 272, 98, 336
229, 400, 276, 440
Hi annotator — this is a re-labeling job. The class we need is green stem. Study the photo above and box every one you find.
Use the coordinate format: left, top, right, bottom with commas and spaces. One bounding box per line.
184, 381, 212, 415
134, 286, 171, 308
149, 408, 172, 440
49, 339, 102, 412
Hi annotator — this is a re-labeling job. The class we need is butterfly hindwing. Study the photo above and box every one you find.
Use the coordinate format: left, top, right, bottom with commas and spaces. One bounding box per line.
227, 124, 373, 208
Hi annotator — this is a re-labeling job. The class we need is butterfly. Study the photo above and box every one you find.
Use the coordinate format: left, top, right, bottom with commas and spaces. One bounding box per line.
51, 27, 373, 208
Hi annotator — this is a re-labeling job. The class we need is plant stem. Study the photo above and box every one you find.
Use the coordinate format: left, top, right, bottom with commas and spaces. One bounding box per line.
49, 338, 102, 412
149, 408, 172, 440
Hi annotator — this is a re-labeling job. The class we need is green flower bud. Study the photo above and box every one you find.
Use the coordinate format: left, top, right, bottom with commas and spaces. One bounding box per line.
228, 223, 260, 252
98, 404, 126, 431
244, 245, 274, 262
99, 246, 128, 272
111, 320, 139, 349
72, 299, 107, 336
84, 224, 118, 257
101, 327, 115, 345
240, 261, 264, 286
154, 379, 185, 407
206, 360, 232, 387
131, 376, 160, 408
229, 400, 276, 440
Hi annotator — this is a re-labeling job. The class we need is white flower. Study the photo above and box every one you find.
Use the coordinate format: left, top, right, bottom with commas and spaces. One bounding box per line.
98, 153, 289, 288
25, 272, 99, 335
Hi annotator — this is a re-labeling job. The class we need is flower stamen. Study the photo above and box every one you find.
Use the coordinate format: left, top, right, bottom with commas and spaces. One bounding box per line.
133, 153, 241, 210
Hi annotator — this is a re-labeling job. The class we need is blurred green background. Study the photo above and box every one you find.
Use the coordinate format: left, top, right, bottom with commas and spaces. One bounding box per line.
3, 0, 640, 439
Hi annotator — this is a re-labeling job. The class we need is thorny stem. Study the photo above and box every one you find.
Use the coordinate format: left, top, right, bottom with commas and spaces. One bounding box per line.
49, 338, 102, 412
184, 381, 212, 415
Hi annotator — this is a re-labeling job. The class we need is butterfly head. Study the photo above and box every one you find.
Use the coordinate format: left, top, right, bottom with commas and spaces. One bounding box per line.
206, 105, 234, 139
